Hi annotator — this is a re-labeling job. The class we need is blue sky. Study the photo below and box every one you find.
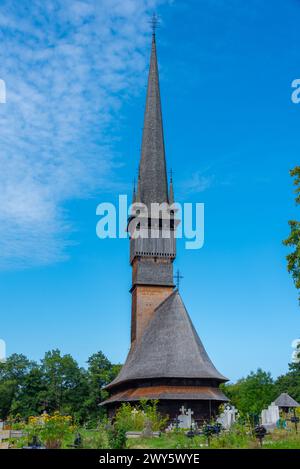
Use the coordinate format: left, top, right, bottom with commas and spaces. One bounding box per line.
0, 0, 300, 382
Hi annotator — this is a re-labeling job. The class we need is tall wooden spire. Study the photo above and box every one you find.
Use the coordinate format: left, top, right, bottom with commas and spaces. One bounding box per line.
137, 32, 168, 208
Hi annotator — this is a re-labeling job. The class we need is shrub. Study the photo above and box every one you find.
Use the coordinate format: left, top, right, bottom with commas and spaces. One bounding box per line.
114, 400, 168, 433
39, 412, 75, 448
19, 412, 75, 449
107, 427, 127, 449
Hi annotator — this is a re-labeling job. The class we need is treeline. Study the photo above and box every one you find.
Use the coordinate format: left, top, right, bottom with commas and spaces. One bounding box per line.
0, 349, 299, 423
221, 362, 300, 416
0, 350, 121, 424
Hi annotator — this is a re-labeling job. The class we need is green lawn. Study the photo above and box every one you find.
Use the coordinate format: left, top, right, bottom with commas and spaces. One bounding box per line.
9, 427, 300, 450
126, 429, 300, 450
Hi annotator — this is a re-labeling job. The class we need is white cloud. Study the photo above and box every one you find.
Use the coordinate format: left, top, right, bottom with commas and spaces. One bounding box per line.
180, 170, 214, 194
0, 0, 168, 269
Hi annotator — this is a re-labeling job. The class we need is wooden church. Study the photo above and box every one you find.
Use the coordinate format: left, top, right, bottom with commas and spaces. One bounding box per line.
102, 27, 228, 422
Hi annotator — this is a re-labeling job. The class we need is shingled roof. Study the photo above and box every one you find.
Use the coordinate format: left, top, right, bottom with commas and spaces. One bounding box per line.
107, 291, 228, 390
274, 393, 300, 408
102, 385, 228, 405
137, 33, 169, 208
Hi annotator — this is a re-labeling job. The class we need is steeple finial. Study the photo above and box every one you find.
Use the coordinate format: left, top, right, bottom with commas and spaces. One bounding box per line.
150, 13, 159, 36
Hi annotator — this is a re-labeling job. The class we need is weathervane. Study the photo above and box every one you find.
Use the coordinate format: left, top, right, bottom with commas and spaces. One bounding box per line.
150, 13, 160, 35
174, 269, 184, 290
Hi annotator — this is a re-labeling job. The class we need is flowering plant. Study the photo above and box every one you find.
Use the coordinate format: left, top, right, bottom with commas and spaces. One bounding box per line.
26, 412, 75, 448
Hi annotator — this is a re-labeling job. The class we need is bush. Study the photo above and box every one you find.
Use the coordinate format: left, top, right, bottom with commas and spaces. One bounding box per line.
16, 412, 75, 449
114, 400, 168, 433
107, 427, 127, 449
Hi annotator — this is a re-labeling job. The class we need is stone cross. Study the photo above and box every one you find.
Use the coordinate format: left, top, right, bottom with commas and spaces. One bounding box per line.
178, 406, 194, 429
179, 405, 186, 415
217, 405, 237, 429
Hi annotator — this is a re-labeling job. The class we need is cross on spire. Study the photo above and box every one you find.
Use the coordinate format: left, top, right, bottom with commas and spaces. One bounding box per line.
150, 13, 160, 35
174, 269, 183, 290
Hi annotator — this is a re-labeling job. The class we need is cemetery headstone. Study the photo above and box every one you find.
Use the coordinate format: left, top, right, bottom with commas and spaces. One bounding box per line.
217, 405, 238, 429
141, 419, 153, 438
261, 402, 279, 427
177, 406, 194, 429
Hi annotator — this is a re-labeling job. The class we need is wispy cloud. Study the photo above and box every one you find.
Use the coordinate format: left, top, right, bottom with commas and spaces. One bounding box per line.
0, 0, 168, 269
180, 170, 214, 195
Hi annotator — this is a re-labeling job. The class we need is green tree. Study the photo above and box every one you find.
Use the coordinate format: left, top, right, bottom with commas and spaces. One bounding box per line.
83, 351, 121, 423
221, 369, 276, 416
0, 379, 16, 420
10, 366, 46, 418
0, 354, 35, 419
0, 350, 121, 423
275, 361, 300, 403
39, 349, 89, 421
283, 166, 300, 299
0, 353, 33, 381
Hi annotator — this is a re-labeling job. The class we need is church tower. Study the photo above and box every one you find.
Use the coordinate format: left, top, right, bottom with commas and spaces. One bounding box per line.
129, 31, 176, 346
103, 26, 228, 422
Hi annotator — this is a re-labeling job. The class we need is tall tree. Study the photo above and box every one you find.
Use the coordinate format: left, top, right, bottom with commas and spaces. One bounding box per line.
221, 369, 276, 416
39, 349, 89, 421
83, 351, 121, 423
275, 360, 300, 402
0, 354, 36, 419
0, 353, 33, 381
283, 166, 300, 300
0, 380, 16, 420
0, 350, 121, 422
10, 366, 46, 418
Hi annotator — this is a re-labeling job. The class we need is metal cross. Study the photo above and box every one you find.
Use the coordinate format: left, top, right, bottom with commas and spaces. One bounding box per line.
149, 13, 160, 35
174, 269, 183, 290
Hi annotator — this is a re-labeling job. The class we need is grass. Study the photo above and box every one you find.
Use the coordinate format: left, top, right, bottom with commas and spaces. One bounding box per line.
126, 428, 300, 450
263, 429, 300, 449
126, 432, 206, 449
8, 426, 300, 449
61, 428, 110, 449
